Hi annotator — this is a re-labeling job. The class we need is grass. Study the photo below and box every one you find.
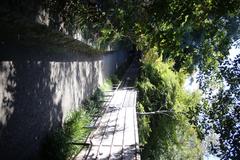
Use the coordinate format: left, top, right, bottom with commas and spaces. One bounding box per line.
39, 55, 133, 160
40, 80, 112, 160
40, 111, 91, 160
99, 79, 113, 91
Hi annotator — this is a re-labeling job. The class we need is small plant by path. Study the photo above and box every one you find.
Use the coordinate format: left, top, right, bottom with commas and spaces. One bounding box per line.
40, 56, 135, 160
40, 86, 107, 160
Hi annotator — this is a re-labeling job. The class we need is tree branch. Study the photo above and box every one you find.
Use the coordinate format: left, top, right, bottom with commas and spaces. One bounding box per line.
137, 110, 174, 115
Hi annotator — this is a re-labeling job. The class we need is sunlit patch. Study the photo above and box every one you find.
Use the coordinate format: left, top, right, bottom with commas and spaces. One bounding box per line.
49, 60, 105, 120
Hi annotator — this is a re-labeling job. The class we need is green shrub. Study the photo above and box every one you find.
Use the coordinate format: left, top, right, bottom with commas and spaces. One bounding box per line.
40, 88, 106, 160
40, 111, 91, 160
99, 79, 113, 91
137, 48, 203, 159
40, 64, 131, 160
110, 74, 120, 84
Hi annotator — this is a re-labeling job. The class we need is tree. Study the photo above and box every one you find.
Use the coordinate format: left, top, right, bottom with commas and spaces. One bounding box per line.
137, 49, 203, 159
199, 54, 240, 159
43, 0, 240, 158
71, 1, 240, 158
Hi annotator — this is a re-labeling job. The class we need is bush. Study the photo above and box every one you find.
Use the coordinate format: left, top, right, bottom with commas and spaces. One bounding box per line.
40, 88, 105, 160
137, 49, 203, 159
40, 111, 91, 160
110, 74, 120, 84
40, 68, 129, 160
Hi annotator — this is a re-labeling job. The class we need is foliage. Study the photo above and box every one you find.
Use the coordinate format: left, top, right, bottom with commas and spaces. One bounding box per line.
40, 110, 91, 160
68, 1, 240, 158
50, 0, 240, 72
137, 49, 203, 159
40, 86, 106, 160
82, 89, 104, 115
99, 79, 113, 91
137, 102, 151, 145
142, 115, 203, 160
110, 74, 120, 84
40, 71, 134, 160
40, 0, 240, 158
198, 54, 240, 159
8, 0, 240, 158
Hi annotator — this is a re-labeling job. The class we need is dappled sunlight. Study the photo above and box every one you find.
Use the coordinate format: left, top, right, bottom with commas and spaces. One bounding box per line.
0, 60, 63, 159
0, 46, 129, 159
77, 58, 140, 159
49, 61, 104, 120
184, 71, 199, 92
78, 88, 139, 159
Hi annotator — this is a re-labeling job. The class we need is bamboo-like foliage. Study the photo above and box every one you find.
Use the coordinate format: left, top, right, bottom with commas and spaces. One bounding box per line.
137, 48, 202, 159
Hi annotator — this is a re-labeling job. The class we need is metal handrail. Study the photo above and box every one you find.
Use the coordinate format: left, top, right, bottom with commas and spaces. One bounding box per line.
81, 80, 123, 160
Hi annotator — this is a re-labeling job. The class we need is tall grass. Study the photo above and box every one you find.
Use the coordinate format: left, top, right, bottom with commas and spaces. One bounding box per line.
40, 111, 91, 160
40, 88, 106, 160
40, 57, 131, 160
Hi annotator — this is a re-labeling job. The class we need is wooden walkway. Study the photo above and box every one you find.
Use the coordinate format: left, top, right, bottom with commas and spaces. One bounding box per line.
76, 58, 140, 160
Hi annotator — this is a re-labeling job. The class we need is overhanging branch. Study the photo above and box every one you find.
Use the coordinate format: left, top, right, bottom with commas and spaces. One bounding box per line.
137, 110, 174, 115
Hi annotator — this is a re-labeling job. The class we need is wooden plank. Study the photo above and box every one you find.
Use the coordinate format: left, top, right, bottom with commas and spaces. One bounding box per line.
103, 90, 126, 146
76, 88, 141, 160
95, 90, 128, 158
112, 90, 129, 146
85, 146, 98, 160
132, 91, 141, 160
123, 145, 136, 160
101, 116, 116, 146
126, 90, 135, 108
91, 109, 112, 146
76, 58, 142, 159
109, 90, 126, 108
98, 146, 111, 159
75, 147, 88, 160
122, 90, 131, 108
109, 89, 128, 159
112, 107, 125, 146
124, 91, 136, 146
110, 146, 122, 160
